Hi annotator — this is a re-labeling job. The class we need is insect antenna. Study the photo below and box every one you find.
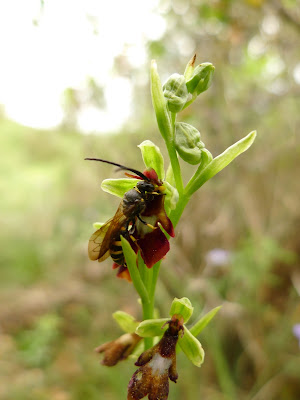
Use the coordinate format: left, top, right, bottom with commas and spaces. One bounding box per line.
84, 158, 150, 181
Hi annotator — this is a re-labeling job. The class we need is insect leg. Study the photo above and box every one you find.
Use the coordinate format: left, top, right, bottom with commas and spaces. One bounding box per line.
137, 215, 156, 230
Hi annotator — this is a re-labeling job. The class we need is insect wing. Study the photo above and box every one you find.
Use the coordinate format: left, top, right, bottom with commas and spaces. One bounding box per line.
88, 204, 127, 262
88, 221, 112, 261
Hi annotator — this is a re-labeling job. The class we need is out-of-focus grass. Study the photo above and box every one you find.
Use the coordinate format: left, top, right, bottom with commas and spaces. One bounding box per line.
0, 117, 300, 399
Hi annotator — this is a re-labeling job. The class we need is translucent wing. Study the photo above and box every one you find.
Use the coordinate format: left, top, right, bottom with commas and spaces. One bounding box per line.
88, 220, 112, 261
88, 203, 127, 262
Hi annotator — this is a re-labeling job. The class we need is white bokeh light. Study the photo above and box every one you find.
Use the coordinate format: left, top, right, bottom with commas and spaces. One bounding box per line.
0, 0, 165, 132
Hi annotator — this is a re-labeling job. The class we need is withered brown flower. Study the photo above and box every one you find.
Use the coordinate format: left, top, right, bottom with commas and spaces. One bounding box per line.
95, 333, 141, 367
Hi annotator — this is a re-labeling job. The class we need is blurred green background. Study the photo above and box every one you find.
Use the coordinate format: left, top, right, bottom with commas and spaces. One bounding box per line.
1, 1, 300, 399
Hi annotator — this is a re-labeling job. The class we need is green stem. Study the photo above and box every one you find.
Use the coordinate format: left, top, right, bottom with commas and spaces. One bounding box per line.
170, 193, 190, 228
165, 140, 184, 195
142, 298, 154, 349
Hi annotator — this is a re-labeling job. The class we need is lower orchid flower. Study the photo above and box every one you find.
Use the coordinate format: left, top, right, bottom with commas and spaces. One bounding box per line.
127, 315, 184, 400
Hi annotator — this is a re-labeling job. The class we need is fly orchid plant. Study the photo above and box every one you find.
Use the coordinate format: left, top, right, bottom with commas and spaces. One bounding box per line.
87, 55, 256, 399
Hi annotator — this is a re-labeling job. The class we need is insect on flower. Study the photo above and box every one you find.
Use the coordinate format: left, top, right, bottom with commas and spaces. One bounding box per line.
85, 158, 175, 280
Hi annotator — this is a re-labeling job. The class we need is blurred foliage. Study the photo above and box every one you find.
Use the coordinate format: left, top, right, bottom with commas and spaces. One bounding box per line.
1, 0, 300, 399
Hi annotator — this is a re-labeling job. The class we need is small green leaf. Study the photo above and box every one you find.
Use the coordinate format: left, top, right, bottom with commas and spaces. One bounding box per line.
138, 140, 165, 180
113, 311, 139, 334
190, 306, 222, 337
135, 318, 169, 337
121, 237, 149, 304
186, 131, 257, 195
169, 297, 194, 323
101, 178, 139, 198
179, 326, 205, 367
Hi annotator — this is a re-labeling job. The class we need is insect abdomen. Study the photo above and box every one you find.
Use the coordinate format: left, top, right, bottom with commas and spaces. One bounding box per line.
110, 239, 125, 265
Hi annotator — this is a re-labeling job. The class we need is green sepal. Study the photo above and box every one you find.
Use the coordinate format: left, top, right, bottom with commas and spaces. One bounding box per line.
135, 318, 169, 337
112, 311, 139, 334
186, 62, 215, 96
169, 297, 194, 323
138, 140, 165, 180
178, 326, 205, 367
163, 73, 189, 113
101, 178, 139, 198
190, 306, 222, 337
186, 131, 257, 196
175, 122, 205, 165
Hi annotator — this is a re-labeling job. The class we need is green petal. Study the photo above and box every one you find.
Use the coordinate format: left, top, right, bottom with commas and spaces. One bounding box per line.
113, 311, 139, 334
179, 326, 205, 367
135, 318, 169, 337
186, 131, 257, 195
190, 306, 222, 337
138, 140, 165, 180
169, 297, 194, 323
101, 178, 139, 198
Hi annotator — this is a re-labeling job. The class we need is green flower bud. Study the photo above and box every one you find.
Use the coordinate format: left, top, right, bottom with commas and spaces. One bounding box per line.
169, 297, 194, 323
163, 73, 188, 113
178, 326, 205, 367
113, 311, 139, 334
175, 122, 205, 165
138, 140, 165, 180
186, 63, 215, 96
135, 318, 169, 337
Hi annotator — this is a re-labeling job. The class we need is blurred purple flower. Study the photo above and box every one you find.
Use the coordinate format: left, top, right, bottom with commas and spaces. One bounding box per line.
292, 324, 300, 347
205, 248, 231, 267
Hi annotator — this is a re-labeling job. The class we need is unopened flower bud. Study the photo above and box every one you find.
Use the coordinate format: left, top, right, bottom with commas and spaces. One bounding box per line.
175, 122, 205, 165
186, 63, 215, 96
163, 73, 188, 113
